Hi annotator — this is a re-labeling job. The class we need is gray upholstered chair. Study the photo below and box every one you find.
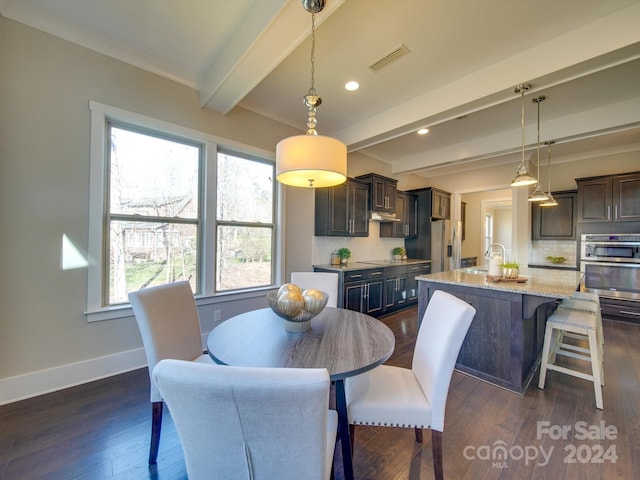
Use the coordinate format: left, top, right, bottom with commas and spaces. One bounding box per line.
345, 290, 475, 480
290, 271, 339, 308
153, 359, 338, 480
128, 281, 212, 464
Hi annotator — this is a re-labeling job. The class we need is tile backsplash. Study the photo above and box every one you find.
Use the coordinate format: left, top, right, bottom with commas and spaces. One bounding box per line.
530, 240, 578, 267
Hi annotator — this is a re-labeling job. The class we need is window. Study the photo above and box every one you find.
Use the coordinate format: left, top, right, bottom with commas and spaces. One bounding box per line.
484, 213, 493, 255
107, 124, 201, 304
215, 152, 275, 292
87, 102, 278, 320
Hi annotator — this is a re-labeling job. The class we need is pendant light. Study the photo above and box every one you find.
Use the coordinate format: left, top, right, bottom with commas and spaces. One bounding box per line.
275, 0, 347, 188
528, 95, 549, 202
510, 83, 537, 187
540, 140, 558, 207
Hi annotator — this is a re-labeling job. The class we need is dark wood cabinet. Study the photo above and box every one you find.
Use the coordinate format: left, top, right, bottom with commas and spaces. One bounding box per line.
314, 261, 430, 316
431, 188, 451, 219
380, 192, 418, 238
531, 190, 577, 240
355, 173, 397, 212
577, 172, 640, 223
314, 179, 369, 237
383, 265, 408, 312
343, 268, 384, 315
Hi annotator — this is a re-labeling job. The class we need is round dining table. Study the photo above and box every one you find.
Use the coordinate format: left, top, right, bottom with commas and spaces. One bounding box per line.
207, 306, 395, 480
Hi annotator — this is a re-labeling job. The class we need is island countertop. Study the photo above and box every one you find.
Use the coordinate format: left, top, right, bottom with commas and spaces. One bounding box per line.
417, 267, 583, 299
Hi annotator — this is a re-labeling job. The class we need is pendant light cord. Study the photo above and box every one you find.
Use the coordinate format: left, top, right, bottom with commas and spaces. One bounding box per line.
309, 12, 316, 97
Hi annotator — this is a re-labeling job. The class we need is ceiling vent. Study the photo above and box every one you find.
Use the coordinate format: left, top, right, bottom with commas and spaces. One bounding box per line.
369, 44, 410, 72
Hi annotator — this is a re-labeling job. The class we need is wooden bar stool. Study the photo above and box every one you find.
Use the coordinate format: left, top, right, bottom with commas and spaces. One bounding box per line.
538, 305, 603, 409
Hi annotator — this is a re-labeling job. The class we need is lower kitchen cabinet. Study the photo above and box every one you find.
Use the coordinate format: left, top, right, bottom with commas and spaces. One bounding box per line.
383, 265, 409, 312
406, 263, 431, 302
314, 261, 431, 317
343, 268, 384, 315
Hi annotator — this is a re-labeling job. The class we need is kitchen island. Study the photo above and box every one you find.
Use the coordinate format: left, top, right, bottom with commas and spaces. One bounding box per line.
417, 267, 583, 394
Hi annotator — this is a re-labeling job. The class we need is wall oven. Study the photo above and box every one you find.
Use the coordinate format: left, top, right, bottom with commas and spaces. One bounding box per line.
580, 234, 640, 301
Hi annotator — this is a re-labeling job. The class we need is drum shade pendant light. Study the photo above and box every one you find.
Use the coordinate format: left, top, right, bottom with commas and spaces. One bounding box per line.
540, 140, 558, 207
510, 84, 537, 187
528, 96, 549, 202
276, 0, 347, 188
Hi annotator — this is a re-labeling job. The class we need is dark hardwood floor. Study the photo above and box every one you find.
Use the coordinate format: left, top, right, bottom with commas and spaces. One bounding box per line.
2, 306, 639, 479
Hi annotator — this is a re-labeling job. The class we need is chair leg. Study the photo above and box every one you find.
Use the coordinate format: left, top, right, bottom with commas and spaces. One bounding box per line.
149, 401, 163, 465
432, 429, 443, 480
349, 424, 355, 450
414, 426, 423, 442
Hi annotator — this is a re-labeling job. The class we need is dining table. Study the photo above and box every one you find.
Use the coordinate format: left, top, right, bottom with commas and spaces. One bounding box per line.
207, 306, 395, 480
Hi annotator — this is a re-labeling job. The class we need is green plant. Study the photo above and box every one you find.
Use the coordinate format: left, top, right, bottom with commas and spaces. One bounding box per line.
392, 246, 405, 256
337, 247, 351, 259
500, 261, 519, 269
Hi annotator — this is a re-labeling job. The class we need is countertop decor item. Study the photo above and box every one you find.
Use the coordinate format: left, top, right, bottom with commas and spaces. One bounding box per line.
546, 256, 566, 264
392, 246, 405, 261
267, 286, 329, 332
500, 261, 520, 279
338, 247, 351, 265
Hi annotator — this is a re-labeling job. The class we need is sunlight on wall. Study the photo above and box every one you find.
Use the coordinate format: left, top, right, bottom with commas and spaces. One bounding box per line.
62, 234, 88, 270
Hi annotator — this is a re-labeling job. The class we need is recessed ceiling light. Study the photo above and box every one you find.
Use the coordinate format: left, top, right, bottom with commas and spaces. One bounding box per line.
417, 128, 429, 135
345, 81, 359, 91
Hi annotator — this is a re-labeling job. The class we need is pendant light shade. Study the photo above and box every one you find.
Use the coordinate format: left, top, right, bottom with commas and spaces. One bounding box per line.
276, 135, 347, 188
511, 83, 537, 187
528, 95, 549, 202
275, 1, 347, 188
540, 140, 558, 207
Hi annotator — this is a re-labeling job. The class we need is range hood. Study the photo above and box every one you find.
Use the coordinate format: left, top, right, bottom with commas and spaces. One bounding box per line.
369, 211, 401, 222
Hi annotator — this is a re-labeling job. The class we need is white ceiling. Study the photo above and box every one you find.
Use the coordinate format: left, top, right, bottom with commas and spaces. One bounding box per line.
3, 0, 639, 180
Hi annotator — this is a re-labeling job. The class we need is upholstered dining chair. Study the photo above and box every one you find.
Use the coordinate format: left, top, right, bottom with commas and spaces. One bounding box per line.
290, 271, 339, 308
128, 281, 212, 465
153, 359, 338, 480
345, 290, 475, 480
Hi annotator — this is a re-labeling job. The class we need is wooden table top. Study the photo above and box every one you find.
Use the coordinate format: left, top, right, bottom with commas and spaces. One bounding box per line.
207, 307, 395, 381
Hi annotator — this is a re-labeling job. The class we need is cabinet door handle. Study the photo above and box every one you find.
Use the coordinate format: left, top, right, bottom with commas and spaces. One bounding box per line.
607, 205, 611, 220
615, 205, 618, 219
350, 274, 363, 279
370, 271, 383, 276
620, 310, 640, 316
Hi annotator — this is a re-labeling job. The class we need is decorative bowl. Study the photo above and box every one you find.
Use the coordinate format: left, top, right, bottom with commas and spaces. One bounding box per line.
546, 256, 566, 264
267, 290, 329, 332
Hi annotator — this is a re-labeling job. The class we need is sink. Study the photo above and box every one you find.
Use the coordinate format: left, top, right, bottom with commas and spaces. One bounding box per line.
463, 267, 488, 275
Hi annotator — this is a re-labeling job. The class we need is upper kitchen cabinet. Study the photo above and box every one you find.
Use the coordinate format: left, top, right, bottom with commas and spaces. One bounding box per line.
315, 178, 369, 237
356, 173, 397, 212
576, 172, 640, 223
531, 190, 577, 240
431, 188, 451, 219
380, 192, 418, 238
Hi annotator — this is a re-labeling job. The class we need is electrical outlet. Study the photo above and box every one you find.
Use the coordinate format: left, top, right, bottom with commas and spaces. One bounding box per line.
214, 309, 222, 322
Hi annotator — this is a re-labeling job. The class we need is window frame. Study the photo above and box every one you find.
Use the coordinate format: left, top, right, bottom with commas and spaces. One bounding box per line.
87, 101, 282, 322
214, 148, 277, 293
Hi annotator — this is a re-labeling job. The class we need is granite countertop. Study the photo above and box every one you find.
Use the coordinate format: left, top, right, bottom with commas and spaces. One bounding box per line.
315, 258, 431, 272
417, 267, 583, 299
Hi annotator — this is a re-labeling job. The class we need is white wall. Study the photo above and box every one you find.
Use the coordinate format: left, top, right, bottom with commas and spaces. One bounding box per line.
0, 18, 301, 404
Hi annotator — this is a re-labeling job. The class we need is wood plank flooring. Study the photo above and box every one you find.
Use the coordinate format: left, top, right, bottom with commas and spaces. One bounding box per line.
2, 306, 639, 479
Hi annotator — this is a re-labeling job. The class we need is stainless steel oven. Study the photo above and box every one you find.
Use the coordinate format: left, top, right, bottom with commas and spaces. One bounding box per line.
581, 234, 640, 301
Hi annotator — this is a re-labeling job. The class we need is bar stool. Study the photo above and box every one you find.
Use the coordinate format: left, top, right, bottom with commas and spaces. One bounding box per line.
538, 296, 604, 409
557, 292, 603, 349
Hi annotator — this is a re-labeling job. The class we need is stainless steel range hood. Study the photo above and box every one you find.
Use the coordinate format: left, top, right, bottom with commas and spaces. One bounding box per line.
369, 211, 401, 222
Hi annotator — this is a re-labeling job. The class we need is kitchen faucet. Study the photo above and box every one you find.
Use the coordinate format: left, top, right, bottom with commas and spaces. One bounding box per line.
485, 243, 506, 260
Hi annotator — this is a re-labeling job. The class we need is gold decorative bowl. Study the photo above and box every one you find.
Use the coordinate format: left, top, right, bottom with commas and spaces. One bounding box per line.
267, 290, 329, 332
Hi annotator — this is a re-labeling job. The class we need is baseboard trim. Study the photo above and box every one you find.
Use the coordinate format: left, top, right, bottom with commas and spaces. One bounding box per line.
0, 348, 147, 406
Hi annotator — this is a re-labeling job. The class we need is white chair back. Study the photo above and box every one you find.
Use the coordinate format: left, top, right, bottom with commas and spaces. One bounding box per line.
129, 281, 204, 402
153, 360, 336, 480
412, 290, 475, 431
291, 272, 339, 308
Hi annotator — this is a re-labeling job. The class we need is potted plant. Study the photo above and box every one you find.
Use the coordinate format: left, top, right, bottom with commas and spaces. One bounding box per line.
500, 260, 519, 279
392, 246, 405, 261
337, 247, 351, 265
